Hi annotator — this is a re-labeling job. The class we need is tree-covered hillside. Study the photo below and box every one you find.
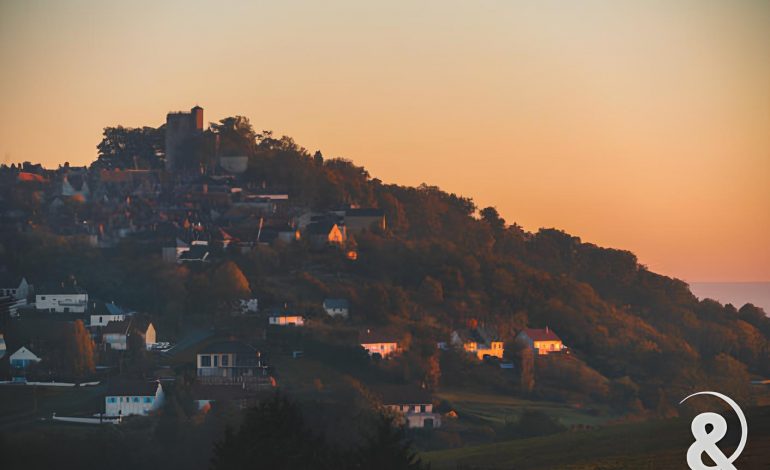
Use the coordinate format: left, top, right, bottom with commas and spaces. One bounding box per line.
1, 115, 768, 415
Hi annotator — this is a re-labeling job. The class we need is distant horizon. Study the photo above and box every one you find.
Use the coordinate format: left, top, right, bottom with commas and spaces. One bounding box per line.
688, 281, 770, 314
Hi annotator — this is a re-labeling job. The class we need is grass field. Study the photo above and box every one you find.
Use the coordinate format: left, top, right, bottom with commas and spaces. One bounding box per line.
424, 405, 770, 469
435, 388, 617, 428
0, 384, 105, 430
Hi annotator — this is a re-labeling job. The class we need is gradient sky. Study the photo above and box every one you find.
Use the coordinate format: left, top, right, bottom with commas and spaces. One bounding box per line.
1, 0, 769, 282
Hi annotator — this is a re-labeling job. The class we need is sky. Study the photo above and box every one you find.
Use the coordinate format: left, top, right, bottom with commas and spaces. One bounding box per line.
1, 0, 769, 282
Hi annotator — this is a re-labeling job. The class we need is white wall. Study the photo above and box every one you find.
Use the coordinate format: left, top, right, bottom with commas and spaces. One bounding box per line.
35, 293, 88, 313
104, 384, 164, 417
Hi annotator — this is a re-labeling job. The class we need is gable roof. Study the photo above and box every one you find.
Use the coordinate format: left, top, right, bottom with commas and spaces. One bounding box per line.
520, 327, 561, 342
106, 379, 161, 397
10, 346, 41, 362
359, 329, 398, 345
102, 319, 132, 335
306, 221, 339, 235
199, 340, 257, 355
36, 282, 87, 295
377, 385, 432, 405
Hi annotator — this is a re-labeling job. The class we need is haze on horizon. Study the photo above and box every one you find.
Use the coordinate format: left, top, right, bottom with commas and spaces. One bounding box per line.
1, 0, 768, 283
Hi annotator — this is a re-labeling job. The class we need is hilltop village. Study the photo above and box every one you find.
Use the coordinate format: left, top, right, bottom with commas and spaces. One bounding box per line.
1, 106, 769, 467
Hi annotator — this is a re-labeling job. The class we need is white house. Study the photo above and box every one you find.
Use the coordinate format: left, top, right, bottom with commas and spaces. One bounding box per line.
102, 320, 131, 350
360, 329, 399, 359
101, 318, 156, 351
0, 275, 30, 300
516, 327, 565, 356
104, 380, 164, 417
35, 284, 88, 313
268, 315, 305, 326
196, 340, 267, 387
9, 346, 42, 369
323, 298, 349, 318
380, 386, 441, 429
89, 301, 134, 326
0, 334, 6, 359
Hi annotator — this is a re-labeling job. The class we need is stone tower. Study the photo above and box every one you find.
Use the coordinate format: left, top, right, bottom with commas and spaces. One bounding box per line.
165, 105, 204, 172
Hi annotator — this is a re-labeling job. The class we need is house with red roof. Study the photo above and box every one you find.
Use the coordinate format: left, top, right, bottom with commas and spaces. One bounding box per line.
516, 327, 565, 356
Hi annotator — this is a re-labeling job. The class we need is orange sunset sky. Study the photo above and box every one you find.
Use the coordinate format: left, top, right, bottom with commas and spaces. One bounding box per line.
1, 1, 768, 282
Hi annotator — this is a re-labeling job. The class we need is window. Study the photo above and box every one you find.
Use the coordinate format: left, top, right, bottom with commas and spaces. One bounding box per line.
133, 397, 139, 403
200, 355, 211, 367
40, 296, 46, 300
144, 397, 152, 403
108, 397, 117, 403
222, 355, 229, 367
213, 355, 218, 367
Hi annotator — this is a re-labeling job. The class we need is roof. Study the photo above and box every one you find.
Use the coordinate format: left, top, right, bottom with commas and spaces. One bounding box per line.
199, 340, 257, 355
106, 379, 160, 397
36, 282, 87, 295
306, 221, 339, 235
520, 327, 561, 342
345, 208, 384, 217
102, 319, 132, 335
10, 346, 41, 361
360, 329, 399, 345
323, 298, 349, 309
377, 385, 432, 405
0, 272, 25, 287
179, 245, 210, 260
190, 384, 255, 401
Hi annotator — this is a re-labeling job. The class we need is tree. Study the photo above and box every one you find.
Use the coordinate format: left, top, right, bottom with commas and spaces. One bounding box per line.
356, 414, 429, 470
480, 206, 505, 232
211, 394, 331, 470
92, 126, 164, 170
210, 262, 251, 305
210, 116, 258, 157
519, 347, 535, 394
65, 320, 95, 377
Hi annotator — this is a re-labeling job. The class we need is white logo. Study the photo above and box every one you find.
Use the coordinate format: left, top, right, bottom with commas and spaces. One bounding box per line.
680, 391, 748, 470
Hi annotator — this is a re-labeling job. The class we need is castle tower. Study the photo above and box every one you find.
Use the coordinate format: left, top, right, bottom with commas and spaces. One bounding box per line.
165, 105, 204, 172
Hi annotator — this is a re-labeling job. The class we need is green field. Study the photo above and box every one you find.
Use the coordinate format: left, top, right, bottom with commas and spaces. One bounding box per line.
424, 406, 770, 469
436, 388, 616, 428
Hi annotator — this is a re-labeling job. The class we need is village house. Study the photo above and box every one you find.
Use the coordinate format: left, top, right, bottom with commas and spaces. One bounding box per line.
35, 283, 89, 313
516, 327, 564, 355
379, 386, 441, 429
0, 274, 30, 300
104, 380, 164, 417
101, 320, 131, 350
268, 314, 305, 326
451, 326, 504, 360
360, 329, 400, 359
89, 301, 134, 326
196, 340, 269, 388
344, 208, 386, 233
101, 317, 156, 351
9, 346, 42, 370
306, 221, 346, 249
323, 298, 350, 318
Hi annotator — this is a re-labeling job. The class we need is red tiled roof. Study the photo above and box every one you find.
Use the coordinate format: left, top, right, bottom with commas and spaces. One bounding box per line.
520, 328, 561, 342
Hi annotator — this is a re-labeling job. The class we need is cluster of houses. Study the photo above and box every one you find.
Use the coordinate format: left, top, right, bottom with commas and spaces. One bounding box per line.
0, 277, 158, 383
0, 106, 567, 430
